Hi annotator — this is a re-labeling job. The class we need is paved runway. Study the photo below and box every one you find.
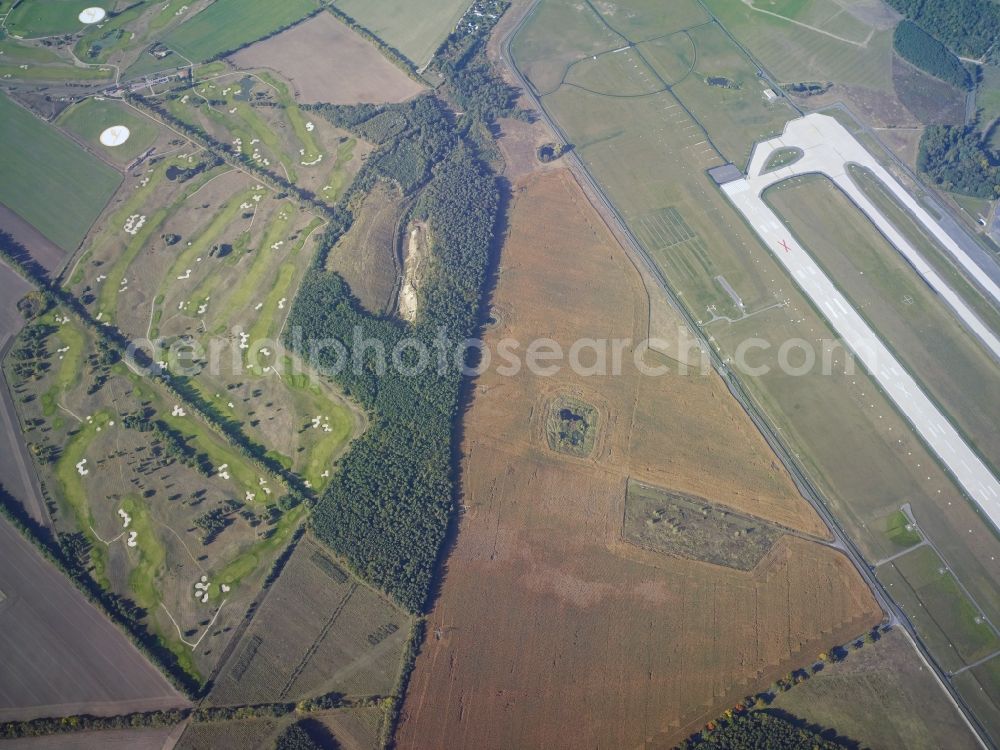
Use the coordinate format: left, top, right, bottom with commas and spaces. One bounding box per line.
722, 114, 1000, 529
745, 115, 1000, 361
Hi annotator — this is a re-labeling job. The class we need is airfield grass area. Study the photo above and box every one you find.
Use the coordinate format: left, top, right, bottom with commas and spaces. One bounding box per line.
770, 627, 980, 750
765, 174, 1000, 475
702, 0, 894, 92
56, 98, 163, 166
847, 164, 1000, 337
513, 0, 1000, 724
332, 0, 469, 68
0, 91, 121, 252
161, 0, 319, 63
3, 307, 306, 680
880, 545, 1000, 674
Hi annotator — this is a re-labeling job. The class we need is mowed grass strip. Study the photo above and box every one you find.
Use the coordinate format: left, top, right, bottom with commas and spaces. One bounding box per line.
161, 0, 319, 62
0, 92, 121, 252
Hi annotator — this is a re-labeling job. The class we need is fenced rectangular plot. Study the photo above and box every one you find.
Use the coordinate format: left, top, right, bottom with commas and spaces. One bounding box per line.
0, 92, 121, 252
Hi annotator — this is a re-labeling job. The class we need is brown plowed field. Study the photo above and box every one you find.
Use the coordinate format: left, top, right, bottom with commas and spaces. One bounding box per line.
231, 13, 425, 105
395, 169, 880, 749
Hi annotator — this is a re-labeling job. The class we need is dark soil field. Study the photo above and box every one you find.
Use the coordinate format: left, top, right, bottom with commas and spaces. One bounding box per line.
0, 517, 186, 722
395, 169, 880, 749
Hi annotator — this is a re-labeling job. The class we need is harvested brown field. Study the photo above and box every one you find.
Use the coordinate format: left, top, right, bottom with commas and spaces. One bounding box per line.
231, 13, 425, 105
207, 534, 410, 707
326, 181, 406, 315
0, 518, 186, 722
396, 169, 880, 749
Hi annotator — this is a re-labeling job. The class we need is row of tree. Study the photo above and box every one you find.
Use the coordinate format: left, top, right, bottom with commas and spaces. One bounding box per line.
0, 690, 353, 739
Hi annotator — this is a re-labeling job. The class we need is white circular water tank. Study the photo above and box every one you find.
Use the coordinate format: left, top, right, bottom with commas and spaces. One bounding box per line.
78, 7, 107, 24
99, 125, 130, 147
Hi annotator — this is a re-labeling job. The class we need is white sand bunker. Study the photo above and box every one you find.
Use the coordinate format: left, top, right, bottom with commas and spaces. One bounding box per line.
79, 7, 107, 24
100, 125, 130, 147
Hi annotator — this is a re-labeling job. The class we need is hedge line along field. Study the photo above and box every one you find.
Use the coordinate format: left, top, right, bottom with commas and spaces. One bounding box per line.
513, 0, 1000, 652
160, 0, 320, 63
331, 0, 470, 68
0, 92, 121, 252
396, 169, 880, 749
64, 152, 363, 492
3, 306, 304, 682
769, 628, 979, 750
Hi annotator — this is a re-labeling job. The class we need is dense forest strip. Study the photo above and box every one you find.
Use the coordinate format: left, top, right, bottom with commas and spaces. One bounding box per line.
893, 20, 971, 89
885, 0, 1000, 61
284, 0, 517, 613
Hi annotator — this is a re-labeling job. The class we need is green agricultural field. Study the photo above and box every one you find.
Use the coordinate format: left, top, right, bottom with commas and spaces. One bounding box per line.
765, 174, 1000, 476
0, 91, 121, 252
332, 0, 469, 68
161, 0, 319, 63
56, 98, 162, 165
5, 0, 93, 37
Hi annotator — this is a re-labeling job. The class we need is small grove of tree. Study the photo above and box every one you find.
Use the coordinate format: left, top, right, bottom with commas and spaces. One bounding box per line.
893, 20, 971, 90
680, 709, 850, 749
885, 0, 1000, 61
918, 124, 1000, 199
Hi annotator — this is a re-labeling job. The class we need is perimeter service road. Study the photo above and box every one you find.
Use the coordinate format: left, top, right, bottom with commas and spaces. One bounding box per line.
723, 114, 1000, 528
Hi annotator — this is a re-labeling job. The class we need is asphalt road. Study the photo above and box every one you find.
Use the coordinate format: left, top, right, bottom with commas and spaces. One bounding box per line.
498, 4, 993, 746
